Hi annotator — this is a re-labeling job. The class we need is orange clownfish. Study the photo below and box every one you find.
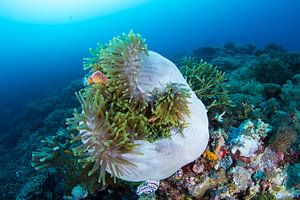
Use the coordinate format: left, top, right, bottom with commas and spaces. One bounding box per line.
87, 71, 108, 85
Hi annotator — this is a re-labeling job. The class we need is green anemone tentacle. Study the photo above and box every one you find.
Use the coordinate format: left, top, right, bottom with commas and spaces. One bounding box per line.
84, 30, 148, 112
150, 83, 191, 138
67, 90, 138, 184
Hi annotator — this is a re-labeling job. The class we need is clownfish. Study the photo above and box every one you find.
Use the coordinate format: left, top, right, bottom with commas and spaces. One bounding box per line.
85, 71, 108, 85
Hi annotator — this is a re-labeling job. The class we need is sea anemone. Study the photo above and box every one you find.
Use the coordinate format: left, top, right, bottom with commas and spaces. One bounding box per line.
84, 31, 148, 111
66, 31, 208, 184
150, 83, 191, 138
67, 90, 139, 184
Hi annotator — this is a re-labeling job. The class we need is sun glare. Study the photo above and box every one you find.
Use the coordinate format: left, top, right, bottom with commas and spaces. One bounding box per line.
0, 0, 151, 23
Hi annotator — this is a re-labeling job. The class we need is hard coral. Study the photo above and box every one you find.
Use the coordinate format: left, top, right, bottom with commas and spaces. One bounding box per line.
269, 126, 297, 153
286, 163, 300, 190
230, 166, 252, 191
253, 53, 291, 84
31, 129, 71, 170
178, 57, 230, 118
230, 119, 271, 158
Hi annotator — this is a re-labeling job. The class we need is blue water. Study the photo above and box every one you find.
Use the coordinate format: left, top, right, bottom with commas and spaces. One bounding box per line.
1, 0, 300, 90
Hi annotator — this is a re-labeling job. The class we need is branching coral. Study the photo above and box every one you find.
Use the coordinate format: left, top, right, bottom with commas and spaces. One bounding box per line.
31, 128, 104, 194
31, 129, 72, 170
253, 53, 291, 84
280, 76, 300, 110
178, 57, 230, 119
286, 163, 300, 190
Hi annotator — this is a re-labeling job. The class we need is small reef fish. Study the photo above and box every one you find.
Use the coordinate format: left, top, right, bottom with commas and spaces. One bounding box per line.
86, 71, 108, 85
214, 111, 226, 123
136, 180, 160, 196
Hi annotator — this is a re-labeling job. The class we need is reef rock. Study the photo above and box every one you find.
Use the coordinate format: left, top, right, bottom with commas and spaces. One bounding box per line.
230, 120, 271, 158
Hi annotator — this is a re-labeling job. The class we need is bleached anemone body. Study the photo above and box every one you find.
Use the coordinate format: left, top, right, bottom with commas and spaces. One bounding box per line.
67, 31, 209, 183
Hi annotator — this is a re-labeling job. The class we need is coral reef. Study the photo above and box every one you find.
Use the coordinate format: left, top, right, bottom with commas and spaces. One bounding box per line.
0, 79, 82, 199
1, 40, 300, 199
286, 163, 300, 190
253, 54, 291, 84
178, 57, 230, 120
252, 43, 300, 85
154, 42, 300, 199
16, 171, 55, 200
157, 119, 299, 199
31, 129, 72, 170
268, 126, 297, 153
22, 31, 210, 199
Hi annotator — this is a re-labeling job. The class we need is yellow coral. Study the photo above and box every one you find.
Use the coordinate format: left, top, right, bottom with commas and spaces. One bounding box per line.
203, 150, 218, 161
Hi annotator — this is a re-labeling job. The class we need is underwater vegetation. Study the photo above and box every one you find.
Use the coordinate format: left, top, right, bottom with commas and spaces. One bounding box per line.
0, 36, 299, 199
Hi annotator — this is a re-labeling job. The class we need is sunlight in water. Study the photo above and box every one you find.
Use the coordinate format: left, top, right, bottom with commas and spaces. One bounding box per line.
0, 0, 152, 23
